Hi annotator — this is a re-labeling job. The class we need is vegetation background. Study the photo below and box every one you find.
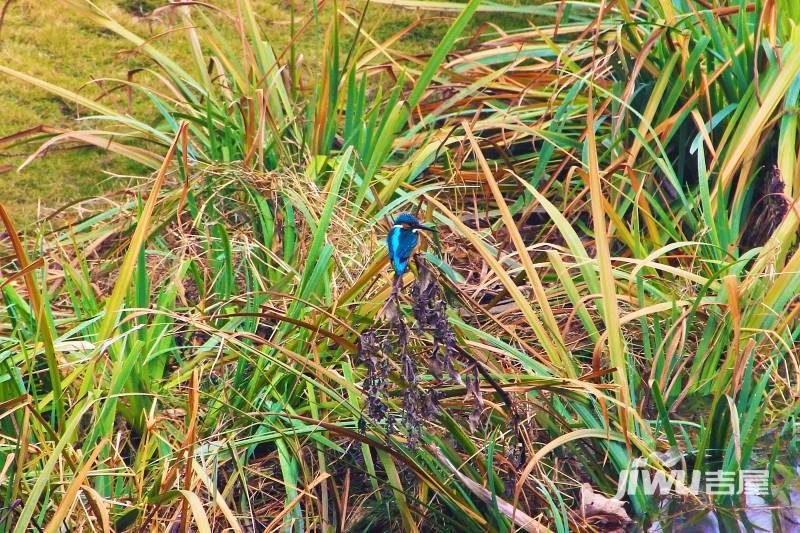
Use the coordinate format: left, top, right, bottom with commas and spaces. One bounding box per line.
1, 0, 800, 531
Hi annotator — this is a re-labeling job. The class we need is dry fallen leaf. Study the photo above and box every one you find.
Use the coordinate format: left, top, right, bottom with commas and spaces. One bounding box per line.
580, 483, 631, 532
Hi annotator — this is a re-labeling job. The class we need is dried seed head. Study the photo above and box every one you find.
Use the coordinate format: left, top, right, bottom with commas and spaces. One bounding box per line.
357, 330, 391, 427
410, 258, 462, 385
422, 389, 441, 419
741, 165, 792, 249
464, 365, 484, 433
357, 256, 494, 445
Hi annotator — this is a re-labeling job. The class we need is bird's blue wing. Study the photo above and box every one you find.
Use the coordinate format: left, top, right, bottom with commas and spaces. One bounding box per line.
387, 227, 418, 275
387, 226, 401, 273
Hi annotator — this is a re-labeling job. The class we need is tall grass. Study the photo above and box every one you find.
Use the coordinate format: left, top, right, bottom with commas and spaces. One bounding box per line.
1, 0, 800, 531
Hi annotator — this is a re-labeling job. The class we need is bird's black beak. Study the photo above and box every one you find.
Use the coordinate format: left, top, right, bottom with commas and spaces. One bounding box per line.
416, 224, 436, 232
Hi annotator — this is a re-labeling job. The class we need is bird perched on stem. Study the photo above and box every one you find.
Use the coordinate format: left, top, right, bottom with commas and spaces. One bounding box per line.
387, 213, 434, 289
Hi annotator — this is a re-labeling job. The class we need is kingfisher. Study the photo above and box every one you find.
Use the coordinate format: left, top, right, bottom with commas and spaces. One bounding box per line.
387, 213, 434, 277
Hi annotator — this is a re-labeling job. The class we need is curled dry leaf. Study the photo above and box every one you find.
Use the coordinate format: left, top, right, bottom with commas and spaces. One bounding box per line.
580, 483, 631, 532
53, 341, 96, 352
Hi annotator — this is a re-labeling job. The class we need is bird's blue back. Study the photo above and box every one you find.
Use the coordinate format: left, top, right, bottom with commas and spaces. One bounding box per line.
387, 225, 419, 275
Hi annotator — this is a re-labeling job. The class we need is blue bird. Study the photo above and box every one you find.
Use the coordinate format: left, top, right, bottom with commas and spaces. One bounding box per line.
386, 213, 433, 277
